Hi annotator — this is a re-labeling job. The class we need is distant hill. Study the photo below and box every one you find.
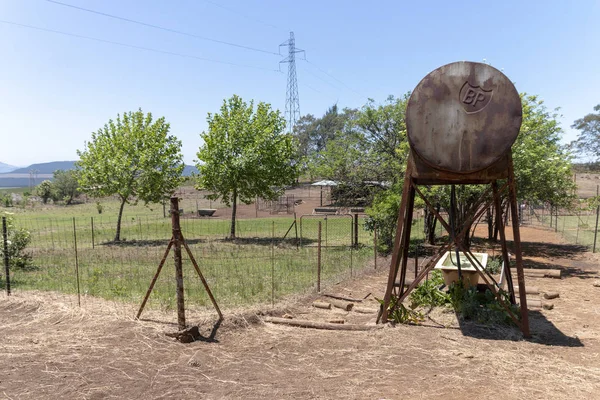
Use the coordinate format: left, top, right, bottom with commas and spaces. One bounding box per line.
0, 162, 18, 173
0, 161, 198, 187
9, 161, 76, 174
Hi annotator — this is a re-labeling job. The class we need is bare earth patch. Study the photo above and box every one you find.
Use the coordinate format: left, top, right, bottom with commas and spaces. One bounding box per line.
1, 225, 600, 399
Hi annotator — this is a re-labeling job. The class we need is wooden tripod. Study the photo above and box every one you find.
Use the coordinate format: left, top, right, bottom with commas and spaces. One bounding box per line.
380, 153, 530, 338
136, 197, 223, 330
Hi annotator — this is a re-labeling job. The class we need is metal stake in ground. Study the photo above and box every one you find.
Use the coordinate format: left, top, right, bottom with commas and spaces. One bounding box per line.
2, 216, 11, 296
171, 197, 186, 330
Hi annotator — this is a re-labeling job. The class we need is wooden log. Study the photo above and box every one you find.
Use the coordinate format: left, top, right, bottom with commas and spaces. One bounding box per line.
312, 301, 332, 310
522, 299, 542, 309
329, 299, 354, 311
263, 316, 383, 331
515, 286, 539, 295
543, 292, 560, 300
512, 269, 561, 279
353, 306, 378, 314
322, 293, 363, 303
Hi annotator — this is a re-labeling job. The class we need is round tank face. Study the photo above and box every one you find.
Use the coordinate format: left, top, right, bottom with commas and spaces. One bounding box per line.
406, 61, 522, 174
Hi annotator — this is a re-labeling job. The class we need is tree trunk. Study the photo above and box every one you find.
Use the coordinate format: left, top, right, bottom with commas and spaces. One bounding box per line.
230, 189, 237, 239
424, 203, 439, 245
115, 197, 127, 242
487, 207, 494, 240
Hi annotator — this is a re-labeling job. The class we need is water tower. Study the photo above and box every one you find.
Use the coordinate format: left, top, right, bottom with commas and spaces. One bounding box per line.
379, 61, 530, 337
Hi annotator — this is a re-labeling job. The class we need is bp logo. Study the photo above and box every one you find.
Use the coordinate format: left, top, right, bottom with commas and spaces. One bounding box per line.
459, 82, 493, 113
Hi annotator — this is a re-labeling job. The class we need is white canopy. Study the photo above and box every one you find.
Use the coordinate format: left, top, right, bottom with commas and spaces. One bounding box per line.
311, 180, 338, 186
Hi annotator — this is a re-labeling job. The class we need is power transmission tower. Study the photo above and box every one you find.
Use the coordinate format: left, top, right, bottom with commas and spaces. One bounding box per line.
279, 32, 304, 133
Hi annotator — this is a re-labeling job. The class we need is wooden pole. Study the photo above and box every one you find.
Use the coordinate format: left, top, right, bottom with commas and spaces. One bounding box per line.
354, 213, 359, 249
72, 217, 81, 307
294, 212, 299, 250
2, 217, 11, 296
373, 224, 377, 269
317, 221, 322, 292
136, 239, 174, 319
91, 217, 95, 249
171, 197, 186, 330
271, 221, 275, 306
594, 185, 599, 253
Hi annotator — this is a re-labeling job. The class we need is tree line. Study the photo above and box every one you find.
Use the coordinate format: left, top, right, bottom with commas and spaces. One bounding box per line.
28, 93, 599, 248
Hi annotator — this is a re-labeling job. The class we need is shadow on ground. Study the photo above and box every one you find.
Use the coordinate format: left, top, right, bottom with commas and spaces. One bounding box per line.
456, 310, 583, 347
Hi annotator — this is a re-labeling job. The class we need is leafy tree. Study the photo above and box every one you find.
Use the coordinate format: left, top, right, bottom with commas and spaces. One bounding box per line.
77, 109, 184, 242
35, 180, 54, 204
571, 104, 600, 162
53, 169, 80, 205
196, 95, 298, 238
0, 212, 33, 271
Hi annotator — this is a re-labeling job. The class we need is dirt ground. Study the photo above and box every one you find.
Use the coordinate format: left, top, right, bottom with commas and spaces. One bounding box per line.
1, 224, 600, 399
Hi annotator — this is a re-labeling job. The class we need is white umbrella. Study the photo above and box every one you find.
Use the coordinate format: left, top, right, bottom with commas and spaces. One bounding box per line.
311, 180, 338, 186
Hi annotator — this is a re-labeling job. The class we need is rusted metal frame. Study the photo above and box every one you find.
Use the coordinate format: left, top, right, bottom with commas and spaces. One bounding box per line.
397, 242, 453, 303
136, 238, 174, 320
397, 183, 416, 297
180, 233, 224, 321
508, 158, 530, 338
492, 181, 516, 304
381, 163, 414, 322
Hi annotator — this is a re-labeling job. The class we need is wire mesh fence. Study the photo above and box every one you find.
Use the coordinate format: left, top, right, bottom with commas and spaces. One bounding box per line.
525, 203, 600, 251
1, 213, 378, 311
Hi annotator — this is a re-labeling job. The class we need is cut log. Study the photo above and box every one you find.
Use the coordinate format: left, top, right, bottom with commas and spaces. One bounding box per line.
515, 286, 540, 295
329, 299, 354, 311
263, 316, 383, 331
512, 269, 561, 279
543, 292, 560, 300
312, 301, 332, 310
354, 306, 378, 314
322, 293, 363, 303
516, 299, 542, 309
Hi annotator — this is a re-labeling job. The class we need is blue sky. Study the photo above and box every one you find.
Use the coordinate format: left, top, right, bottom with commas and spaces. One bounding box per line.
1, 0, 599, 166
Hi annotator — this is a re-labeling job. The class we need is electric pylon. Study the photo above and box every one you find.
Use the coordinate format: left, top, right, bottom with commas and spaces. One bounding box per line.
280, 32, 304, 133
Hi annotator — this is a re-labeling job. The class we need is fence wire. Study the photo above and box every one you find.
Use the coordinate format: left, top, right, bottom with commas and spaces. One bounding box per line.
2, 213, 378, 311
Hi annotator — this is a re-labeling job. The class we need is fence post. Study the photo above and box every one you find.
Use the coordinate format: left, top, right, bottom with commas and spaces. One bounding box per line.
373, 224, 377, 270
171, 197, 186, 330
90, 217, 95, 249
271, 221, 275, 306
317, 221, 322, 293
594, 186, 599, 253
72, 217, 81, 307
2, 216, 11, 296
294, 212, 299, 250
354, 213, 359, 249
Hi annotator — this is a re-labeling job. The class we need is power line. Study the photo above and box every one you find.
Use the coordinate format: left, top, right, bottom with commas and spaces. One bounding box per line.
0, 19, 279, 71
304, 59, 367, 100
201, 0, 286, 33
44, 0, 280, 56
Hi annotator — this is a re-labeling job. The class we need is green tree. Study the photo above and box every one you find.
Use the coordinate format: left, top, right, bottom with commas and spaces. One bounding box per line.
571, 104, 600, 162
196, 95, 298, 238
0, 212, 33, 271
53, 169, 80, 205
35, 180, 54, 204
77, 109, 184, 242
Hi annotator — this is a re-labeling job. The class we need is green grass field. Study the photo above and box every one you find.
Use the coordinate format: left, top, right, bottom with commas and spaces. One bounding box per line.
3, 198, 408, 310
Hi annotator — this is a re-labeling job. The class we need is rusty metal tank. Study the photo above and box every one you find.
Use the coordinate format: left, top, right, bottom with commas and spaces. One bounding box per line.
406, 61, 522, 174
